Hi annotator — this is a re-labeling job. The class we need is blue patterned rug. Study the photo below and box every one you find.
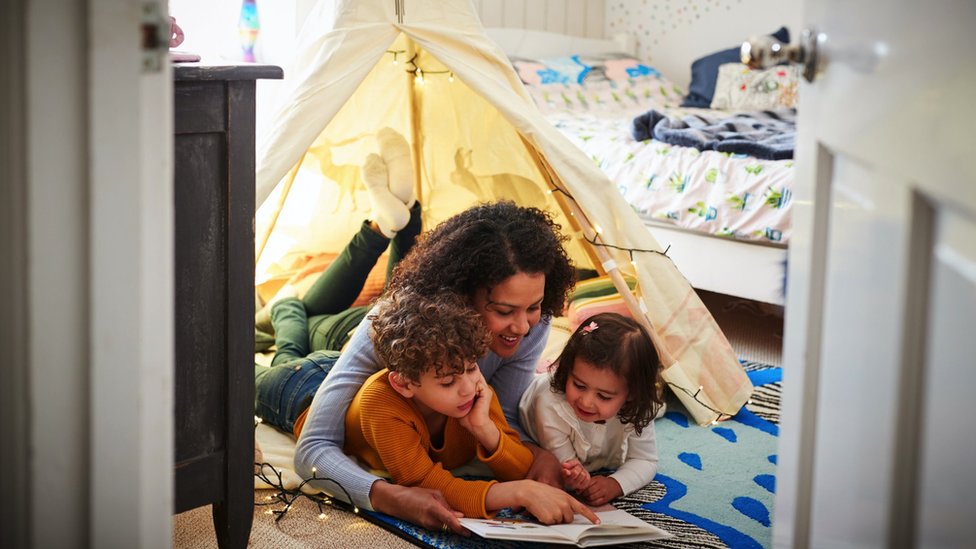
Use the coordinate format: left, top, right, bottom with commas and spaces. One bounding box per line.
361, 360, 781, 548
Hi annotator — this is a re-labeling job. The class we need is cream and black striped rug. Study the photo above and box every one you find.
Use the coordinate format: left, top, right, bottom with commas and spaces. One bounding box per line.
363, 359, 782, 549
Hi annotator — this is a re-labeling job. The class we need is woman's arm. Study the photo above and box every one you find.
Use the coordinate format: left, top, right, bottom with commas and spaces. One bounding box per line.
293, 318, 384, 509
295, 321, 466, 531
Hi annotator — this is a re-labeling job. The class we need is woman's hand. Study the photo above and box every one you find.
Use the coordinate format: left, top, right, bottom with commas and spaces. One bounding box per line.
370, 481, 468, 535
512, 480, 600, 525
560, 459, 591, 492
523, 443, 563, 488
578, 475, 623, 507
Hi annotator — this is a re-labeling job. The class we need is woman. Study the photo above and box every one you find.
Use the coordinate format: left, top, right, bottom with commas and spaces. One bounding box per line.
293, 200, 576, 534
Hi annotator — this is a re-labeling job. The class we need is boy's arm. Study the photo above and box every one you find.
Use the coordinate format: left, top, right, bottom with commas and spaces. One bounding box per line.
358, 386, 497, 518
476, 393, 533, 481
609, 421, 659, 496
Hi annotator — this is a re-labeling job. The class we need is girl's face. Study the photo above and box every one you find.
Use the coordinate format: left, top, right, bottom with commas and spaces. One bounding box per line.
471, 271, 545, 359
564, 358, 629, 423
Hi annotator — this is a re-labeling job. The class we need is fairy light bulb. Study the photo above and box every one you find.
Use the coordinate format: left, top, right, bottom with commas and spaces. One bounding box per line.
448, 73, 455, 83
415, 69, 424, 84
318, 513, 327, 520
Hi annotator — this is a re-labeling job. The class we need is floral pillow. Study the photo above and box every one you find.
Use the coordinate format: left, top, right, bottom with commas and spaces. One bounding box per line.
513, 53, 661, 87
710, 63, 800, 111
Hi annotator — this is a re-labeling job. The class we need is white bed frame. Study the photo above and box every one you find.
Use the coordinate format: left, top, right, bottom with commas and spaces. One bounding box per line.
484, 22, 788, 306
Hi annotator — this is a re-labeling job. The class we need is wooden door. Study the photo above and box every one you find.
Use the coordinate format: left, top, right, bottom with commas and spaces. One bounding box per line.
775, 1, 976, 547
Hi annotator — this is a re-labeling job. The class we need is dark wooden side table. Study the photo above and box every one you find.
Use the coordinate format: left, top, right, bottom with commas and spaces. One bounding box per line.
173, 63, 282, 548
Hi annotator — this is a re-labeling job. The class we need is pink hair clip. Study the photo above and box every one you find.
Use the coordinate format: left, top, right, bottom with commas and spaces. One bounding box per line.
581, 321, 598, 334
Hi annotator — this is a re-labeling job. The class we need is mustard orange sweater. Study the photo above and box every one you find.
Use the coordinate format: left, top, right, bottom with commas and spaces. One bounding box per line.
344, 369, 533, 518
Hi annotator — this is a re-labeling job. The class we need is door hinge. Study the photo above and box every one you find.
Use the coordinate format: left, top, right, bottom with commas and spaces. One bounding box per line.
141, 2, 170, 73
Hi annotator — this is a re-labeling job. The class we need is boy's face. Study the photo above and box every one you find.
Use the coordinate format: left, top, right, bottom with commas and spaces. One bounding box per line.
564, 358, 629, 423
403, 362, 484, 419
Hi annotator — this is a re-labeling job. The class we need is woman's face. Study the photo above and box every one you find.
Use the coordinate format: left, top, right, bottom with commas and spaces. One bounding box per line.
471, 271, 546, 358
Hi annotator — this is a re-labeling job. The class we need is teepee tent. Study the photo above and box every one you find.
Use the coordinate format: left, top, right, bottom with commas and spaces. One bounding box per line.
254, 0, 752, 425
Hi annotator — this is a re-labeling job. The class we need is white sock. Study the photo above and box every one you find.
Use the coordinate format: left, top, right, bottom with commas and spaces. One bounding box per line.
378, 127, 416, 208
362, 153, 408, 238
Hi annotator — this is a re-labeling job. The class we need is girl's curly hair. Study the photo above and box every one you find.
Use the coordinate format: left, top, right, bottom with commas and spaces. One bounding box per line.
387, 201, 575, 319
370, 289, 491, 384
549, 312, 663, 435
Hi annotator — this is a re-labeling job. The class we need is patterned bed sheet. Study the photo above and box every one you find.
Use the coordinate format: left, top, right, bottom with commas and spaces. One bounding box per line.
525, 77, 794, 245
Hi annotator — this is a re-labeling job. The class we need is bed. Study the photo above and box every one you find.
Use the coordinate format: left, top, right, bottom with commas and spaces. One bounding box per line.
484, 26, 794, 306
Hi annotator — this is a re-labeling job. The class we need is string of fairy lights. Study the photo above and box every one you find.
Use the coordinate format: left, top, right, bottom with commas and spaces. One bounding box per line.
254, 417, 360, 523
546, 181, 750, 425
253, 44, 752, 525
387, 49, 455, 84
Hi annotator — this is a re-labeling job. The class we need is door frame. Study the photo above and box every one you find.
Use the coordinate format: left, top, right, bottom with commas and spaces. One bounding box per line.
1, 0, 174, 546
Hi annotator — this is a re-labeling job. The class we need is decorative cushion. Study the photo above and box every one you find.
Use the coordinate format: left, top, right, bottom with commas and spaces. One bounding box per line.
256, 252, 388, 309
710, 63, 800, 111
680, 27, 790, 108
513, 53, 661, 87
566, 274, 638, 330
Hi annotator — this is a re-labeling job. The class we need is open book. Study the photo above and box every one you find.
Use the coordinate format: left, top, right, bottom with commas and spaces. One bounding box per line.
459, 508, 671, 547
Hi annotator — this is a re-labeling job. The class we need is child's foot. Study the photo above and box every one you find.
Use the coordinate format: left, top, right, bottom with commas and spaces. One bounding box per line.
377, 127, 416, 208
362, 153, 409, 238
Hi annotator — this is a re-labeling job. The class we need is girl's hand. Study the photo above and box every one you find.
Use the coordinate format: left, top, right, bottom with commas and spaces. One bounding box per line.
560, 459, 591, 492
516, 480, 600, 525
579, 475, 623, 507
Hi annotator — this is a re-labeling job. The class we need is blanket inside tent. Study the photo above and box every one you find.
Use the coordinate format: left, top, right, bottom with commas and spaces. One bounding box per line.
254, 0, 752, 427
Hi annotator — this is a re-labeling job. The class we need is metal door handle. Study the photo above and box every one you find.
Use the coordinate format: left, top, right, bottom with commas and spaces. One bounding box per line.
741, 28, 827, 83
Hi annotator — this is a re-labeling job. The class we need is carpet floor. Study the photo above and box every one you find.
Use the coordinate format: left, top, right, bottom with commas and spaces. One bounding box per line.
173, 291, 783, 548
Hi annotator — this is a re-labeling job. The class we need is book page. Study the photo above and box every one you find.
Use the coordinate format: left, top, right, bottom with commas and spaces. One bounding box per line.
459, 507, 671, 546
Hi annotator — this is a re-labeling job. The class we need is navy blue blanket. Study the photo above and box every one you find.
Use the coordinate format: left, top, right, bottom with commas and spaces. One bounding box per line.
631, 108, 796, 160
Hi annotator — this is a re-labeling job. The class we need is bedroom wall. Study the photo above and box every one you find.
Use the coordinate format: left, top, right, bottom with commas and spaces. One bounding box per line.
608, 0, 804, 88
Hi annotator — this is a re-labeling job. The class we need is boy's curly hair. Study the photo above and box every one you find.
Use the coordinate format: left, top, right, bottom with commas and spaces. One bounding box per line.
550, 312, 663, 435
388, 201, 575, 319
370, 289, 491, 384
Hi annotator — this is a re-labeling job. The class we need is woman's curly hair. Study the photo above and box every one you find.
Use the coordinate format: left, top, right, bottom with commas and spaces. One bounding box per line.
550, 312, 663, 435
370, 289, 492, 384
387, 201, 575, 319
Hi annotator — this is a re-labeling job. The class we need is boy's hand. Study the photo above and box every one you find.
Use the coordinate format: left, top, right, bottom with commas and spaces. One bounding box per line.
579, 475, 623, 507
458, 373, 500, 452
560, 459, 590, 492
458, 373, 492, 430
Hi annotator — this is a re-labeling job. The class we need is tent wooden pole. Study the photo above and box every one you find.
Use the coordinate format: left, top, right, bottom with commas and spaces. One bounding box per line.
255, 160, 300, 266
557, 193, 676, 369
518, 138, 604, 276
522, 143, 676, 368
407, 38, 424, 210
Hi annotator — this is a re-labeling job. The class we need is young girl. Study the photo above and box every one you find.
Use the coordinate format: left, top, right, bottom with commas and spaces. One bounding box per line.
518, 312, 664, 506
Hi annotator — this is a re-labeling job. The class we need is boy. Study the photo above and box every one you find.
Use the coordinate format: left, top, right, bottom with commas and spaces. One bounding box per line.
344, 290, 597, 525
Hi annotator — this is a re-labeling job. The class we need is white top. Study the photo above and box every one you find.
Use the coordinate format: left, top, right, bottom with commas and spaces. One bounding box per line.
518, 373, 658, 496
